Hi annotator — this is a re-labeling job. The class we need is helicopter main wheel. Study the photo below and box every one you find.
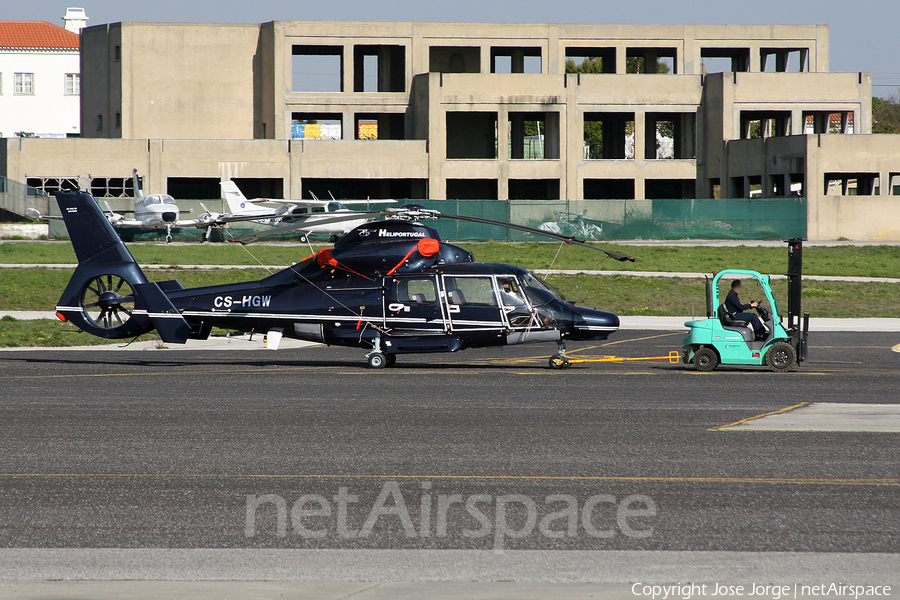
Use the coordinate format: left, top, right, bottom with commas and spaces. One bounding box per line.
81, 274, 137, 332
367, 352, 388, 369
693, 347, 719, 372
766, 342, 796, 372
549, 355, 570, 369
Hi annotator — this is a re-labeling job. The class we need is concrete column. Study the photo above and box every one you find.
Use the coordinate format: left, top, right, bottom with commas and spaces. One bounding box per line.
775, 51, 788, 72
791, 109, 804, 136
342, 44, 353, 93
509, 113, 525, 159
644, 113, 657, 159
615, 47, 627, 74
634, 111, 646, 163
377, 46, 391, 92
511, 49, 525, 73
497, 106, 509, 161
480, 46, 490, 74
342, 112, 354, 140
545, 112, 560, 160
749, 46, 761, 72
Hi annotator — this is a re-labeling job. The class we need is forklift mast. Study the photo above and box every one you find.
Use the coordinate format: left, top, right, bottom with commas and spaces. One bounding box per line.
786, 238, 809, 362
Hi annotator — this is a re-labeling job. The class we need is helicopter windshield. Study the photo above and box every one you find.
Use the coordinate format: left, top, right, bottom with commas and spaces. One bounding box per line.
520, 271, 565, 304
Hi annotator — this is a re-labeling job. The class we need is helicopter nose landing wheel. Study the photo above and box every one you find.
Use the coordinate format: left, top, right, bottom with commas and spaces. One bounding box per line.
367, 352, 387, 369
549, 355, 570, 369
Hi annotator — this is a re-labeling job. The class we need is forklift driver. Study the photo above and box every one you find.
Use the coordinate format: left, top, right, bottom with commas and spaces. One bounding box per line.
725, 279, 768, 341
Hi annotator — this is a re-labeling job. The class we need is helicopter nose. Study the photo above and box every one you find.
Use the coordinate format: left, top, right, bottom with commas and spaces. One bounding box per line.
572, 306, 620, 338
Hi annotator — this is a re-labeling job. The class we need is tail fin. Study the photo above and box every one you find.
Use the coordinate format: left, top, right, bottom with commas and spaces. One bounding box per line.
221, 180, 249, 214
133, 169, 144, 199
55, 190, 190, 343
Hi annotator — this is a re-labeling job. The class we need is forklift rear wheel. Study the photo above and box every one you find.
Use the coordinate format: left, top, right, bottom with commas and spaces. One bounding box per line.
693, 347, 719, 372
766, 342, 796, 372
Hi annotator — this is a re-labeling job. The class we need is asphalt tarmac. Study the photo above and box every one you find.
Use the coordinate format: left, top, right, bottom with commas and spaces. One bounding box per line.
0, 331, 898, 589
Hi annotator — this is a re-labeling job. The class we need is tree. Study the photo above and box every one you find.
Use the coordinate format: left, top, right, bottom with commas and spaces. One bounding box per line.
873, 95, 900, 134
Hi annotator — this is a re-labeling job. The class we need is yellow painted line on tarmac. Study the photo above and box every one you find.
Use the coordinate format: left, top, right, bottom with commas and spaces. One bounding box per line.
0, 472, 896, 486
600, 332, 683, 347
709, 402, 809, 432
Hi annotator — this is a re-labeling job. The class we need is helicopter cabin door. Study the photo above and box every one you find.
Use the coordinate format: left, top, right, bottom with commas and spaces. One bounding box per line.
441, 275, 505, 335
383, 275, 446, 334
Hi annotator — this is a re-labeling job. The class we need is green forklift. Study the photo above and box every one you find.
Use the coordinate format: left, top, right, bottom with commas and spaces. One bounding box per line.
683, 238, 809, 372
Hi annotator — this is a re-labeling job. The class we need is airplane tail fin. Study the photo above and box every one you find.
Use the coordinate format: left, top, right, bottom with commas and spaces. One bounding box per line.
132, 169, 144, 199
221, 180, 249, 214
54, 190, 190, 343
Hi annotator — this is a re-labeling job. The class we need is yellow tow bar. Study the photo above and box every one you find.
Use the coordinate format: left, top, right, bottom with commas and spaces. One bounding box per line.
549, 350, 681, 369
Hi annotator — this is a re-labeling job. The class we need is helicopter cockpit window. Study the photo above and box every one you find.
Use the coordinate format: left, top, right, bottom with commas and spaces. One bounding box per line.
327, 201, 348, 212
444, 277, 498, 307
497, 277, 526, 306
396, 278, 437, 304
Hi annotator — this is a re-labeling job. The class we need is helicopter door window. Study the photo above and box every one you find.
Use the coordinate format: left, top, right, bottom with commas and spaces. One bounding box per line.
444, 277, 497, 307
396, 278, 438, 304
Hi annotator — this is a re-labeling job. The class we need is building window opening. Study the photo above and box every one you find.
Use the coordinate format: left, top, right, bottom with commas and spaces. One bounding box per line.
646, 179, 696, 200
565, 47, 616, 74
645, 113, 696, 159
429, 47, 480, 73
291, 113, 343, 140
626, 48, 676, 74
64, 73, 80, 95
354, 113, 405, 140
583, 179, 635, 200
890, 173, 900, 196
760, 48, 809, 72
353, 45, 405, 92
447, 179, 498, 200
740, 111, 791, 139
446, 112, 498, 159
700, 48, 750, 73
292, 45, 343, 93
824, 173, 880, 196
490, 47, 541, 73
583, 113, 635, 159
509, 179, 560, 200
804, 111, 853, 134
508, 112, 559, 159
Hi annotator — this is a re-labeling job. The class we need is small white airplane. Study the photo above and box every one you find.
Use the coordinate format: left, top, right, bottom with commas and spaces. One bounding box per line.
220, 181, 395, 242
28, 170, 223, 243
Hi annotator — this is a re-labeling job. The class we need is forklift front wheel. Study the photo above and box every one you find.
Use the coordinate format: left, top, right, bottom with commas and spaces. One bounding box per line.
693, 347, 719, 372
766, 342, 796, 372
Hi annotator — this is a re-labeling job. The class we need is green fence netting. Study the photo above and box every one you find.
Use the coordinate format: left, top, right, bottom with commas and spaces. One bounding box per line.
41, 195, 807, 242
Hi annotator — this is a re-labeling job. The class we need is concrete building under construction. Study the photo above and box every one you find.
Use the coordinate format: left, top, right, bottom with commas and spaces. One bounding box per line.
2, 20, 899, 240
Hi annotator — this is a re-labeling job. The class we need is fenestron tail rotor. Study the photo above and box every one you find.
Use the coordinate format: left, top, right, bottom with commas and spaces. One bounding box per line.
81, 274, 136, 332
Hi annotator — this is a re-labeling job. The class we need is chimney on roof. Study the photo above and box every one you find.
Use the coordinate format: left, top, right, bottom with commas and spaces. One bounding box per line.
63, 7, 88, 33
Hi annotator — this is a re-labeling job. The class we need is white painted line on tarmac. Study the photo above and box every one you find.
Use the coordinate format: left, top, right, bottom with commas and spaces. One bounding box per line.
726, 403, 900, 432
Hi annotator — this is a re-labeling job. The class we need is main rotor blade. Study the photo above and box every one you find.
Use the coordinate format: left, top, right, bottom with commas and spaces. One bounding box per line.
231, 211, 388, 244
434, 213, 636, 262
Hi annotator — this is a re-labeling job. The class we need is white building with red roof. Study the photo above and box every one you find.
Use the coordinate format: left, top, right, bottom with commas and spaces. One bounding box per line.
0, 9, 86, 138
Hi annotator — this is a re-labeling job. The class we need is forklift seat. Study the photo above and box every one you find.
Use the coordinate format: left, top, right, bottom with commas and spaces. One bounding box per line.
717, 304, 754, 342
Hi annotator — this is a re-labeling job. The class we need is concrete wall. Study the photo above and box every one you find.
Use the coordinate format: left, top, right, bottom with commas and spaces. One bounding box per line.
81, 23, 262, 140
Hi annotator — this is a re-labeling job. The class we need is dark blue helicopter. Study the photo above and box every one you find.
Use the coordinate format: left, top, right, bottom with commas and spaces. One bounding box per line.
52, 191, 634, 368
